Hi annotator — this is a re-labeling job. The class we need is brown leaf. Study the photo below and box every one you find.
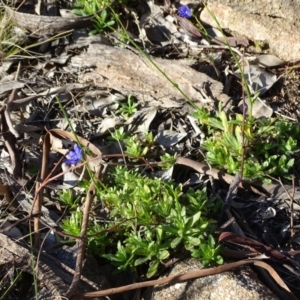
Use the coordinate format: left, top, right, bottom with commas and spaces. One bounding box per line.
212, 36, 249, 47
219, 232, 300, 268
175, 16, 202, 38
49, 129, 103, 172
0, 110, 23, 182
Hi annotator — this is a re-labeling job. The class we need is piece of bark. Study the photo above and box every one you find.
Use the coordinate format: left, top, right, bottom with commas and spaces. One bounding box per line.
0, 233, 68, 297
0, 233, 107, 298
5, 6, 94, 35
71, 43, 230, 109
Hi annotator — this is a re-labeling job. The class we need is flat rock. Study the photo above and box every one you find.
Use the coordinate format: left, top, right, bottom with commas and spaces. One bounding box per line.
200, 0, 300, 61
143, 258, 279, 300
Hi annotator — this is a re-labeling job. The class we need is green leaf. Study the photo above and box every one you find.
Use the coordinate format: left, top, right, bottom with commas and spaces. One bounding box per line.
101, 9, 107, 20
207, 117, 224, 130
287, 158, 295, 168
134, 256, 150, 266
215, 255, 224, 265
106, 20, 115, 27
190, 211, 201, 227
171, 237, 182, 248
147, 260, 160, 278
219, 110, 230, 133
158, 249, 170, 260
208, 235, 216, 248
185, 236, 200, 247
156, 226, 163, 242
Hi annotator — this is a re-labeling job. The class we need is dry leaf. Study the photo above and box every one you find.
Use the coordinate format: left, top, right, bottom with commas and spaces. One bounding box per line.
175, 16, 202, 38
257, 54, 284, 68
234, 64, 277, 95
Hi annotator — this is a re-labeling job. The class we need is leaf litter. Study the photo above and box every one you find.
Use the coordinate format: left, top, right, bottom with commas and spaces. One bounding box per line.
0, 0, 300, 299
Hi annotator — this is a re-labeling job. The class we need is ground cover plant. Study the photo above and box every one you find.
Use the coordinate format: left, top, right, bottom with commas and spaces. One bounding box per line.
1, 0, 300, 299
193, 106, 300, 182
61, 166, 222, 278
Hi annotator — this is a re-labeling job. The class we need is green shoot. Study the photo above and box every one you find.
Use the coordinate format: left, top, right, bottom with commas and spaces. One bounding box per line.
115, 95, 138, 119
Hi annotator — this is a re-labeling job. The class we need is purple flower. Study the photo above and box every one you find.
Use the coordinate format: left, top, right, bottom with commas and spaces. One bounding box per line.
64, 144, 83, 165
178, 5, 192, 18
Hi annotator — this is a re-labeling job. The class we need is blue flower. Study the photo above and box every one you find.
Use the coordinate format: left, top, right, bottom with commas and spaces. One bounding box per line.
178, 5, 192, 18
64, 144, 83, 165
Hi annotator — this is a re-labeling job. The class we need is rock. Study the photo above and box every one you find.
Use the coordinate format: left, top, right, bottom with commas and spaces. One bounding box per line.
200, 1, 300, 61
143, 258, 279, 300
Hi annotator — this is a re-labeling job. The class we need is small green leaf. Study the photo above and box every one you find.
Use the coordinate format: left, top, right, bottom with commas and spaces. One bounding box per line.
106, 20, 115, 26
147, 260, 160, 278
215, 255, 224, 265
171, 237, 182, 248
158, 249, 170, 260
134, 257, 150, 266
101, 9, 107, 20
190, 211, 201, 227
185, 236, 200, 247
287, 158, 295, 168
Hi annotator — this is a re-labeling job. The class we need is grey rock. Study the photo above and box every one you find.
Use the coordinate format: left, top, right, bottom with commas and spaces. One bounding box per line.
200, 0, 300, 61
143, 258, 278, 300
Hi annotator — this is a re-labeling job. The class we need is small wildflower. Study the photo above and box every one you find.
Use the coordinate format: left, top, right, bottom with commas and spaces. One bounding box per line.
177, 5, 192, 18
64, 144, 83, 165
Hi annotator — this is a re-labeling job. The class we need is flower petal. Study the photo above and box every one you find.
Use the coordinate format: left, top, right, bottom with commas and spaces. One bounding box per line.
63, 144, 82, 165
178, 5, 192, 18
74, 144, 83, 157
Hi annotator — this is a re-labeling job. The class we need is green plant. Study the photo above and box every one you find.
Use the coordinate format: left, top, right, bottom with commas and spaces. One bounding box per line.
72, 0, 115, 34
61, 166, 222, 277
124, 135, 148, 157
57, 189, 81, 208
109, 126, 128, 141
193, 105, 300, 182
191, 235, 223, 266
160, 153, 177, 169
143, 131, 155, 146
115, 95, 138, 119
61, 209, 82, 237
91, 9, 115, 35
110, 130, 156, 159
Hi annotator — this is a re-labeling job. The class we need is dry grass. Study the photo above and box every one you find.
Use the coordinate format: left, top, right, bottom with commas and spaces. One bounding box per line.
0, 7, 13, 58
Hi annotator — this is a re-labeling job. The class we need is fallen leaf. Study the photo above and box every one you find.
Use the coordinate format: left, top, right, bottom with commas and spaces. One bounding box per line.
234, 64, 277, 95
212, 36, 249, 47
175, 16, 202, 38
257, 54, 285, 68
0, 81, 24, 94
156, 130, 187, 147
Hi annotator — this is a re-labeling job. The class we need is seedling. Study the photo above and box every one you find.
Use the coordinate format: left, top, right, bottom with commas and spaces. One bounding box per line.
57, 189, 81, 209
115, 95, 138, 119
124, 135, 148, 157
72, 0, 115, 34
109, 126, 128, 141
160, 153, 177, 169
61, 209, 82, 237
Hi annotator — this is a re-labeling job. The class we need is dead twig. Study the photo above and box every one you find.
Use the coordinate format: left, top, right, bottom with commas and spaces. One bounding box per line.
291, 176, 295, 240
71, 259, 295, 299
65, 166, 101, 298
